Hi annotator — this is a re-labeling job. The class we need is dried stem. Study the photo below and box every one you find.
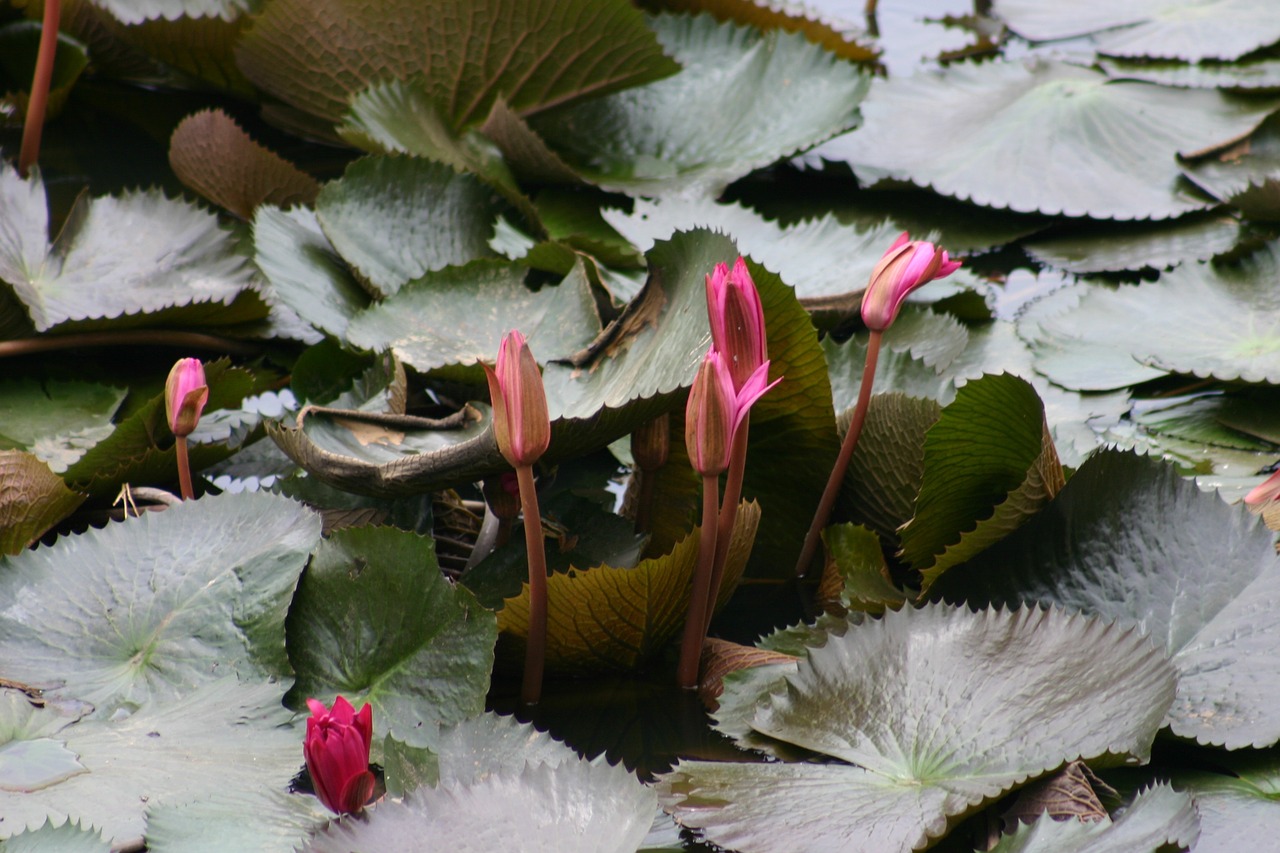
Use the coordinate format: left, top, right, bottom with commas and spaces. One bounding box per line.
677, 474, 720, 689
0, 330, 261, 359
18, 0, 61, 177
795, 330, 882, 577
517, 464, 547, 706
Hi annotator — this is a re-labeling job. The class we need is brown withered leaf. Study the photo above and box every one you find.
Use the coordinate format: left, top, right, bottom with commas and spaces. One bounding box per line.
1001, 760, 1117, 830
699, 636, 798, 711
0, 451, 86, 554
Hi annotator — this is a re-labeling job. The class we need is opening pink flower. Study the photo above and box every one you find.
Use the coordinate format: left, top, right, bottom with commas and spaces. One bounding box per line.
685, 350, 780, 478
1245, 469, 1280, 513
165, 357, 208, 438
706, 257, 767, 391
861, 232, 962, 332
483, 330, 551, 468
304, 696, 374, 816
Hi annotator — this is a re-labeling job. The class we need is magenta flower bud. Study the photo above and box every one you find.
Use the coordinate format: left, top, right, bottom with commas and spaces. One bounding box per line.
706, 256, 767, 391
303, 696, 375, 816
165, 357, 208, 438
860, 232, 962, 332
483, 330, 551, 469
685, 350, 781, 478
1245, 469, 1280, 513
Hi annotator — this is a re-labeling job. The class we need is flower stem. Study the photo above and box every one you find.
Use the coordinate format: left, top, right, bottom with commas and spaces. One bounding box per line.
175, 436, 194, 500
516, 464, 547, 706
703, 416, 749, 631
18, 0, 61, 178
677, 474, 720, 689
795, 330, 882, 577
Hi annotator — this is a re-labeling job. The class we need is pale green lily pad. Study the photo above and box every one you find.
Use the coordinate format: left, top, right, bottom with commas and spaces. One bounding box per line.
985, 783, 1200, 853
821, 523, 906, 613
0, 678, 303, 848
284, 526, 496, 749
345, 259, 601, 375
0, 492, 321, 716
236, 0, 678, 128
91, 0, 252, 24
306, 758, 655, 853
253, 206, 370, 339
143, 788, 329, 853
0, 163, 266, 332
1022, 241, 1280, 389
1023, 213, 1242, 274
1130, 393, 1277, 452
659, 604, 1176, 853
0, 379, 125, 474
1101, 55, 1280, 91
992, 0, 1280, 61
1182, 112, 1280, 202
932, 449, 1280, 748
1176, 750, 1280, 852
530, 13, 870, 199
314, 155, 499, 298
820, 58, 1280, 220
0, 817, 108, 852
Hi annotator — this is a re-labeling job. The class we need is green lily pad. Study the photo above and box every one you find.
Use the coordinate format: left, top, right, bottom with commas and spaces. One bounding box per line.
1175, 749, 1280, 851
306, 756, 655, 853
821, 523, 906, 613
314, 155, 500, 298
0, 678, 305, 848
820, 58, 1280, 220
0, 491, 321, 715
0, 817, 109, 852
658, 604, 1176, 853
236, 0, 678, 128
984, 783, 1199, 853
1022, 241, 1280, 389
0, 162, 267, 332
931, 449, 1280, 749
992, 0, 1280, 61
530, 13, 870, 199
899, 373, 1065, 589
345, 259, 601, 376
0, 24, 89, 126
0, 379, 125, 474
497, 502, 759, 675
1100, 55, 1280, 91
91, 0, 252, 24
1131, 393, 1277, 452
284, 526, 496, 748
1182, 112, 1280, 203
0, 452, 85, 556
143, 788, 329, 853
1023, 213, 1242, 274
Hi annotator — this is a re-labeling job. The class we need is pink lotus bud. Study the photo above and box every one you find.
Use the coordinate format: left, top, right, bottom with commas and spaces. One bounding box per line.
304, 696, 374, 816
685, 350, 781, 477
1245, 469, 1280, 513
483, 330, 551, 468
165, 358, 208, 438
706, 257, 767, 391
861, 232, 962, 332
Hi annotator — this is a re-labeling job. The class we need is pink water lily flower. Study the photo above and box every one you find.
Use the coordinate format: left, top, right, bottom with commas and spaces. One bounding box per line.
861, 232, 962, 331
686, 349, 780, 477
304, 696, 374, 816
706, 257, 767, 390
165, 357, 208, 438
483, 330, 551, 468
1245, 469, 1280, 513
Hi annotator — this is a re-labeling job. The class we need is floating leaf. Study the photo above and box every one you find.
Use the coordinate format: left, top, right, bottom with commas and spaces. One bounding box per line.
345, 259, 601, 376
1023, 213, 1242, 274
820, 58, 1280, 220
653, 0, 877, 61
0, 452, 85, 555
530, 13, 870, 199
0, 492, 321, 715
932, 450, 1280, 748
143, 788, 329, 853
985, 783, 1200, 853
1176, 750, 1280, 851
497, 502, 759, 675
1100, 55, 1280, 91
992, 0, 1280, 61
0, 816, 109, 852
1182, 111, 1280, 203
0, 24, 90, 126
1022, 241, 1280, 389
0, 378, 124, 474
0, 162, 267, 332
314, 155, 500, 298
659, 604, 1176, 853
284, 526, 496, 747
169, 109, 318, 219
236, 0, 679, 128
820, 523, 905, 614
899, 373, 1064, 589
91, 0, 253, 24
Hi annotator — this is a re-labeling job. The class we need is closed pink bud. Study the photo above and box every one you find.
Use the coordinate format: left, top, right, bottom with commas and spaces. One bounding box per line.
303, 696, 374, 816
685, 350, 782, 478
1245, 469, 1280, 513
861, 232, 962, 332
165, 358, 208, 438
483, 330, 551, 468
706, 257, 767, 391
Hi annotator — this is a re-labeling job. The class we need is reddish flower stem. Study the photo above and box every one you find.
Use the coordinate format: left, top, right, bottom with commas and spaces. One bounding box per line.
795, 330, 883, 577
677, 474, 720, 689
517, 464, 547, 706
175, 436, 194, 500
18, 0, 61, 178
703, 415, 749, 631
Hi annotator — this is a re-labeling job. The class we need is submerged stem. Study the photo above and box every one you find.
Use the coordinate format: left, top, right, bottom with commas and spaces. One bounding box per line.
175, 436, 194, 501
677, 474, 720, 689
517, 464, 547, 706
18, 0, 61, 177
794, 330, 883, 577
